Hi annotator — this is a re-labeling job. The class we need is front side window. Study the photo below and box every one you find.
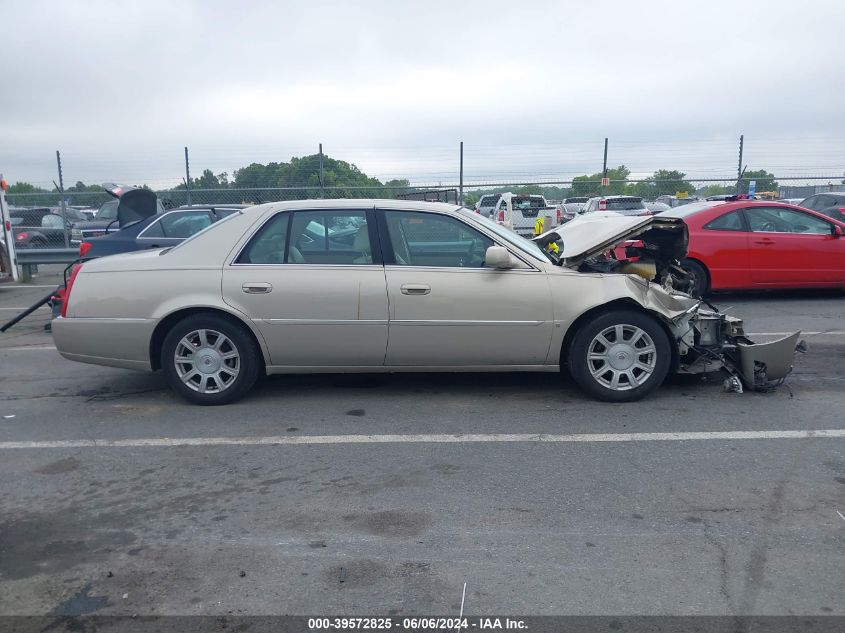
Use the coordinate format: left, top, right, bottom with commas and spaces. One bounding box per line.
745, 207, 832, 235
384, 211, 494, 268
704, 210, 744, 232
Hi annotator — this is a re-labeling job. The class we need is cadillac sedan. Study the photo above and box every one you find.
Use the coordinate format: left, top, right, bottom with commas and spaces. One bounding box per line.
53, 200, 800, 405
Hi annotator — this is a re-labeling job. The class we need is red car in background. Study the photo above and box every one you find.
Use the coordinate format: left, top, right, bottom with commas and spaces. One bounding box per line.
662, 200, 845, 295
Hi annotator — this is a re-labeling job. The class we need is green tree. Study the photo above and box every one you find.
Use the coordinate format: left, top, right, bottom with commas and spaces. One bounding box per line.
739, 169, 778, 194
571, 165, 630, 197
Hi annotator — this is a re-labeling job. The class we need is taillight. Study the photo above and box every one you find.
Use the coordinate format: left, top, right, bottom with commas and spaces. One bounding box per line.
79, 242, 93, 257
4, 220, 9, 231
61, 264, 83, 318
497, 210, 505, 223
16, 232, 28, 240
556, 208, 562, 224
599, 200, 607, 211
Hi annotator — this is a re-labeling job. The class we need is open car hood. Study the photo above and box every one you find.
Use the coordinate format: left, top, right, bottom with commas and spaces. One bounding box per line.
102, 183, 159, 227
533, 213, 688, 268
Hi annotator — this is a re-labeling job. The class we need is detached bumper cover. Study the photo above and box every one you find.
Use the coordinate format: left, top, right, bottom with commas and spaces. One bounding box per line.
736, 331, 802, 387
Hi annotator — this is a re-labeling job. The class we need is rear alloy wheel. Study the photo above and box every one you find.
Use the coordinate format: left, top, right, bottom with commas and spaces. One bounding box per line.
568, 310, 671, 402
162, 314, 261, 405
680, 259, 709, 297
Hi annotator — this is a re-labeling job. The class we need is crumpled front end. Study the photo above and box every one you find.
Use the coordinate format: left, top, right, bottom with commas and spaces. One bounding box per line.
663, 292, 804, 392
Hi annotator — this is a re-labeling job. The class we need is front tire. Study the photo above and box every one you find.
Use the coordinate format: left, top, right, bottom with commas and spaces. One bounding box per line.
162, 314, 261, 405
681, 259, 709, 297
568, 310, 672, 402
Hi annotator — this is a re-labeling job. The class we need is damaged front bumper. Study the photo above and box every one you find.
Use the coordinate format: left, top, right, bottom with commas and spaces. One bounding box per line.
669, 300, 804, 392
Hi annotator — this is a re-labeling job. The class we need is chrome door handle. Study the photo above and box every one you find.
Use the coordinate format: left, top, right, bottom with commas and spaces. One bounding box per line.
400, 284, 431, 295
242, 282, 273, 294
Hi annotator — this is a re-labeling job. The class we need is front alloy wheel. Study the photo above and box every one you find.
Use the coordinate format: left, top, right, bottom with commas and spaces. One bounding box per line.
568, 309, 671, 402
586, 324, 657, 391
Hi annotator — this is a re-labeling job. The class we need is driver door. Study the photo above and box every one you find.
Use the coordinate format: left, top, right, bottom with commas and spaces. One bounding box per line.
745, 206, 843, 284
379, 209, 554, 367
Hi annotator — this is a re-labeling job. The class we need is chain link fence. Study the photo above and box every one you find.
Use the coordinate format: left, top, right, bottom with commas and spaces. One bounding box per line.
6, 177, 845, 250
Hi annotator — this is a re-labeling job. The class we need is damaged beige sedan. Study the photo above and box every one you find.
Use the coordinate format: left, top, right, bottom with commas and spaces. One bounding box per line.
53, 200, 802, 405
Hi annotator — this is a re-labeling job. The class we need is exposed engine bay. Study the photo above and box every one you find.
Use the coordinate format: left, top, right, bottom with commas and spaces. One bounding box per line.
533, 215, 805, 392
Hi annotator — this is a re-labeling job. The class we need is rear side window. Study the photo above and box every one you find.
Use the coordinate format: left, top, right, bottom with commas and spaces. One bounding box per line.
237, 212, 290, 264
290, 210, 372, 265
704, 211, 744, 231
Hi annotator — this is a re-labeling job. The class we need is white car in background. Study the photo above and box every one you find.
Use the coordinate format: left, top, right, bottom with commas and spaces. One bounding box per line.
581, 195, 652, 217
492, 192, 560, 236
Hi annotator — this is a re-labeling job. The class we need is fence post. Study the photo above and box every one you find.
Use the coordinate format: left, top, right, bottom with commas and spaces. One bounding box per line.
56, 150, 70, 248
184, 146, 192, 206
602, 138, 609, 193
319, 143, 324, 199
736, 135, 744, 193
459, 141, 464, 206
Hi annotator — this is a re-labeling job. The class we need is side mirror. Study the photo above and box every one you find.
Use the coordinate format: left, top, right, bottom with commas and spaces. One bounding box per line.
832, 224, 843, 238
838, 207, 845, 218
485, 245, 516, 269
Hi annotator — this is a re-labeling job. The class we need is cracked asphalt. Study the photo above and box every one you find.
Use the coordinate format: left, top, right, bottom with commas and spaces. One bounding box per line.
1, 268, 843, 618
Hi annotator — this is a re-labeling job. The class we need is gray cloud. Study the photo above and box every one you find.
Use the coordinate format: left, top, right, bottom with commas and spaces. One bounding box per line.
0, 0, 843, 187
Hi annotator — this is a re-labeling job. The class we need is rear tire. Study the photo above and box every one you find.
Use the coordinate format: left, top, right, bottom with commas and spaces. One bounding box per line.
681, 259, 709, 297
162, 313, 261, 405
568, 309, 671, 403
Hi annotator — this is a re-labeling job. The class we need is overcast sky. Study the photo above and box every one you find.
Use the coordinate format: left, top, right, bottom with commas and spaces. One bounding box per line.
1, 0, 843, 188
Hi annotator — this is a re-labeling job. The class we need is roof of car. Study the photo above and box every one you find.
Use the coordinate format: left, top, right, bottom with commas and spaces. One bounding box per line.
170, 204, 251, 211
254, 199, 463, 214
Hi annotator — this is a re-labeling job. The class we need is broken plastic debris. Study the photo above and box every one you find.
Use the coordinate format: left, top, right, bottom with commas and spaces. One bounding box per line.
723, 375, 743, 394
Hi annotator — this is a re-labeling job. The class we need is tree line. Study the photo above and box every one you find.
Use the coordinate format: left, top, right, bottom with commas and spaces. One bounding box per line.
5, 153, 778, 207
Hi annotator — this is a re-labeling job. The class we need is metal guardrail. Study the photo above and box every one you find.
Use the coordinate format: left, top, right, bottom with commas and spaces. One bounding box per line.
15, 248, 78, 265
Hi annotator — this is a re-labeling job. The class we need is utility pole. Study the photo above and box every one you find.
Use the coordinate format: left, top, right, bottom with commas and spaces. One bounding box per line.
602, 137, 609, 192
736, 135, 744, 193
55, 150, 69, 248
184, 146, 192, 206
459, 141, 464, 206
319, 143, 324, 199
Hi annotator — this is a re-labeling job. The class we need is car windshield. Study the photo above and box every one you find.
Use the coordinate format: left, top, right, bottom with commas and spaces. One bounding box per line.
564, 197, 589, 203
458, 208, 549, 262
162, 210, 243, 254
513, 196, 546, 210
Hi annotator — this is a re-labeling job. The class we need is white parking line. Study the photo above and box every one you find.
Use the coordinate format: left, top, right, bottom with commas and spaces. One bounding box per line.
837, 510, 845, 523
0, 429, 843, 450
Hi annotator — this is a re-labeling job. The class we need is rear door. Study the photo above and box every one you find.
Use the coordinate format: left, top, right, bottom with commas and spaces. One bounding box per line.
222, 207, 389, 367
744, 206, 845, 285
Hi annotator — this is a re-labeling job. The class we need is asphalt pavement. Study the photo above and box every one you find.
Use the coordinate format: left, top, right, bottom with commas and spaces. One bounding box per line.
0, 268, 843, 619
